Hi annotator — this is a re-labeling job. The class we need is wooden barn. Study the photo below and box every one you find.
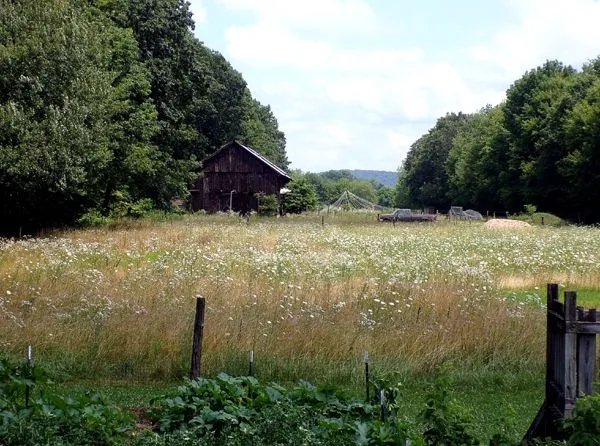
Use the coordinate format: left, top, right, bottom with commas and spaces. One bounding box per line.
190, 141, 292, 213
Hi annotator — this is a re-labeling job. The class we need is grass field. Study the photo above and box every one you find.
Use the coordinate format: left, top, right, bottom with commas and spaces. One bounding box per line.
1, 213, 600, 441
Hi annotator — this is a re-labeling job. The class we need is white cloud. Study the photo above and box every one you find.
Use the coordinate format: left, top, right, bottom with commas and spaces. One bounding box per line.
212, 0, 600, 171
225, 24, 333, 69
218, 0, 378, 35
188, 0, 207, 26
471, 0, 600, 79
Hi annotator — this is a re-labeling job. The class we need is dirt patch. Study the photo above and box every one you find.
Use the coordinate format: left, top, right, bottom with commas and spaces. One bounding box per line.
485, 219, 532, 229
129, 407, 158, 431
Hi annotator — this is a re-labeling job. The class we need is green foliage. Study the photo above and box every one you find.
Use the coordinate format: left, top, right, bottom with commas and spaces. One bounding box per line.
401, 113, 469, 210
401, 57, 600, 223
563, 393, 600, 445
239, 90, 288, 169
150, 373, 418, 445
446, 105, 510, 210
376, 186, 396, 208
524, 204, 538, 216
0, 0, 194, 233
255, 193, 279, 216
0, 358, 133, 445
283, 177, 318, 214
302, 170, 380, 206
0, 0, 287, 234
419, 374, 478, 445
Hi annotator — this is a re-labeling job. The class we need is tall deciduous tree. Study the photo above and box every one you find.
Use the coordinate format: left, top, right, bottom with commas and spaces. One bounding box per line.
239, 90, 288, 169
446, 105, 510, 210
562, 63, 600, 222
123, 0, 246, 160
503, 60, 581, 214
0, 0, 169, 231
283, 177, 318, 214
401, 113, 468, 210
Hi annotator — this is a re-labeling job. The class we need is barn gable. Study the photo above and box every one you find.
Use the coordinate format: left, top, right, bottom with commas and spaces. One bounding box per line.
190, 141, 291, 213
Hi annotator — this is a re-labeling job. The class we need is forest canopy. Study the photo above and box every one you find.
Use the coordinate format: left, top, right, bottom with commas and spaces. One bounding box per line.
395, 59, 600, 223
0, 0, 287, 233
3, 0, 600, 231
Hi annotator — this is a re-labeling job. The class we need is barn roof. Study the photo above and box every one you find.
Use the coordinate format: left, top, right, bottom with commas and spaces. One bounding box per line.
203, 141, 292, 180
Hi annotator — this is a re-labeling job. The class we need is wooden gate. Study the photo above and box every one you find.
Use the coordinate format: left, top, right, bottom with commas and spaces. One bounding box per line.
525, 283, 599, 440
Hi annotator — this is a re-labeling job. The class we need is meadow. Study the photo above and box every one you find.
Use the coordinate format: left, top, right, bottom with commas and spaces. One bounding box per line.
1, 214, 600, 440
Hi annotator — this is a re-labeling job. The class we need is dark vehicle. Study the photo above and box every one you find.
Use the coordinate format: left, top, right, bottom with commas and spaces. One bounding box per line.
379, 209, 436, 222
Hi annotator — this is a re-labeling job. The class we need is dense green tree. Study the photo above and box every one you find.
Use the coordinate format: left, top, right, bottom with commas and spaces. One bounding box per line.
393, 165, 411, 208
562, 68, 600, 222
121, 0, 247, 161
399, 58, 600, 221
238, 90, 288, 169
304, 172, 331, 204
376, 186, 395, 208
0, 0, 173, 232
401, 113, 468, 210
0, 0, 288, 233
446, 105, 510, 210
502, 60, 582, 214
282, 177, 318, 214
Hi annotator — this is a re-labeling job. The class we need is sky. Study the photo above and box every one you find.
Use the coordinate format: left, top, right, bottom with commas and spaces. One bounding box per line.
187, 0, 600, 173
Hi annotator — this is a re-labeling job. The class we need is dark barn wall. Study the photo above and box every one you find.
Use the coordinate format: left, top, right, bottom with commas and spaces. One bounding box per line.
192, 143, 289, 213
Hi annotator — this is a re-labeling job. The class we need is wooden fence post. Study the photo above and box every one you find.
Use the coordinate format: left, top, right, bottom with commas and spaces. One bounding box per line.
364, 351, 370, 402
577, 308, 597, 396
525, 284, 599, 441
190, 296, 206, 380
563, 291, 577, 418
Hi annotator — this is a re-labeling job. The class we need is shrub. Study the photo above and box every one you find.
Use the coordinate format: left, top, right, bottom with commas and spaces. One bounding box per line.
419, 374, 478, 445
150, 373, 417, 445
283, 178, 318, 214
255, 193, 278, 216
0, 358, 134, 445
564, 393, 600, 445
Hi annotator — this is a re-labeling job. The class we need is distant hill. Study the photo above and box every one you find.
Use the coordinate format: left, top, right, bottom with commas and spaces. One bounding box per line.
349, 170, 397, 187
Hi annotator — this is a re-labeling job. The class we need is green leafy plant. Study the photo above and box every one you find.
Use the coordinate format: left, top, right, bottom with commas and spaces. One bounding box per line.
563, 393, 600, 445
419, 374, 478, 445
255, 193, 279, 216
524, 204, 538, 216
0, 358, 134, 445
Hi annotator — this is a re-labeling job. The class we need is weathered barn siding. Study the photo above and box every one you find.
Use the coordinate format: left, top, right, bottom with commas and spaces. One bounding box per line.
190, 141, 291, 213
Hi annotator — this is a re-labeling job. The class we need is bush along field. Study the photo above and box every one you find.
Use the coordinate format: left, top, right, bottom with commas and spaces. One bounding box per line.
1, 213, 600, 443
2, 357, 600, 445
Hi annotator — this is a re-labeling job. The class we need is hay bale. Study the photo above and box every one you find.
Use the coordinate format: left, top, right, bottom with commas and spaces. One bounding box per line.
485, 219, 532, 229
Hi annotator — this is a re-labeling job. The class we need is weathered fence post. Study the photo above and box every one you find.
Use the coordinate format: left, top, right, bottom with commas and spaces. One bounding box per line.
190, 296, 206, 380
563, 291, 577, 418
364, 350, 370, 402
577, 308, 597, 395
525, 284, 599, 441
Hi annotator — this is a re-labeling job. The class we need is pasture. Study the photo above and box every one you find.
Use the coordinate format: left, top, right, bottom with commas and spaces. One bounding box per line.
1, 214, 600, 439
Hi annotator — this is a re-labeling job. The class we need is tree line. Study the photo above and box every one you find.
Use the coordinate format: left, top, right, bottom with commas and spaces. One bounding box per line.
395, 58, 600, 223
0, 0, 287, 234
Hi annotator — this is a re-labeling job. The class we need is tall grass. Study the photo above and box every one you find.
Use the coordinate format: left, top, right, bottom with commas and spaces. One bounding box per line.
1, 215, 599, 384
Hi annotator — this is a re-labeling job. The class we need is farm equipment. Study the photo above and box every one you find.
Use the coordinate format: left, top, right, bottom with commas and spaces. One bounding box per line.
378, 209, 436, 222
